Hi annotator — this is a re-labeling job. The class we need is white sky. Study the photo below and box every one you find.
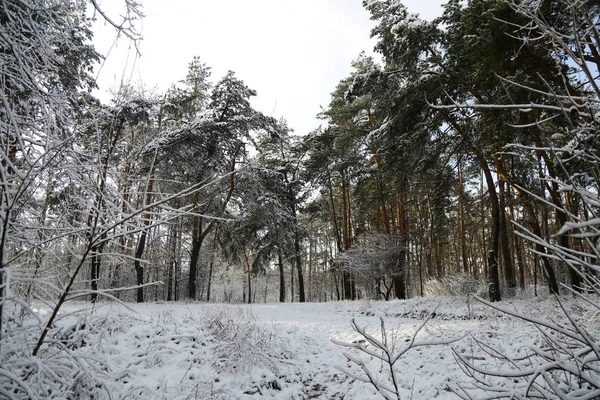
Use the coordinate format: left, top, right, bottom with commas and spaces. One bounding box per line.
93, 0, 446, 135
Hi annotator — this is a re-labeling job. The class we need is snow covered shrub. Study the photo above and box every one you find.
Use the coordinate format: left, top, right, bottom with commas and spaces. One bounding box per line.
424, 274, 487, 297
0, 303, 121, 399
450, 295, 600, 399
205, 306, 292, 374
333, 313, 462, 400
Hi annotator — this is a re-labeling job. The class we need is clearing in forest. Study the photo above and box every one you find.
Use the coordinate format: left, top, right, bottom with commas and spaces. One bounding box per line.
20, 295, 592, 399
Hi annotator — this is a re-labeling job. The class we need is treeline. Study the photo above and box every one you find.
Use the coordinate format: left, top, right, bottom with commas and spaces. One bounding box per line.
303, 0, 600, 302
2, 0, 599, 314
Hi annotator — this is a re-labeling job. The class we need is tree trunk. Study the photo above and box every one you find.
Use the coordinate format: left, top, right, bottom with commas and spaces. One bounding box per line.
487, 250, 501, 302
394, 187, 408, 300
419, 250, 424, 297
459, 162, 469, 274
288, 185, 306, 303
478, 171, 485, 281
343, 271, 352, 300
393, 258, 406, 300
514, 234, 525, 289
88, 119, 125, 303
291, 256, 295, 302
278, 247, 285, 302
133, 167, 156, 303
328, 176, 343, 253
166, 221, 176, 301
89, 232, 107, 303
308, 230, 313, 302
342, 184, 352, 300
509, 170, 559, 294
444, 113, 501, 301
175, 217, 183, 301
90, 245, 102, 303
534, 133, 582, 291
188, 219, 202, 300
188, 154, 238, 300
334, 268, 341, 301
527, 203, 559, 294
341, 177, 354, 300
499, 180, 517, 291
134, 233, 146, 303
244, 248, 252, 304
206, 229, 218, 302
294, 229, 305, 302
377, 177, 391, 234
167, 261, 174, 301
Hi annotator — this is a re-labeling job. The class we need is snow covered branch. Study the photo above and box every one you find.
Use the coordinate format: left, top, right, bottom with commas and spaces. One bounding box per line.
450, 295, 600, 399
333, 311, 464, 399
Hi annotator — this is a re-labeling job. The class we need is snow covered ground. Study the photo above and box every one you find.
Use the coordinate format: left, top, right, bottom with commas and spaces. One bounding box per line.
13, 295, 598, 399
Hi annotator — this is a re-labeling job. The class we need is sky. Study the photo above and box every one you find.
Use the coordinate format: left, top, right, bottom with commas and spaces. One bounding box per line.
92, 0, 446, 135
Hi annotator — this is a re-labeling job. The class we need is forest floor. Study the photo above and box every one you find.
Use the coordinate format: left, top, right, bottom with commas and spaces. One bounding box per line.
32, 294, 598, 399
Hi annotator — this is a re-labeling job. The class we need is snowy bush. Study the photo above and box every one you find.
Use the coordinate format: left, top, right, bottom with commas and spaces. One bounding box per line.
450, 295, 600, 399
0, 302, 125, 399
205, 306, 292, 374
333, 312, 463, 400
424, 274, 488, 297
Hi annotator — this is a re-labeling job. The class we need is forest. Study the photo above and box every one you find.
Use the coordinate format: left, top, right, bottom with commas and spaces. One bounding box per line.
1, 0, 599, 398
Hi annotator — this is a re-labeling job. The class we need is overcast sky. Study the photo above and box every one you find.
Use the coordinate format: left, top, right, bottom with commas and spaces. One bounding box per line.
93, 0, 446, 135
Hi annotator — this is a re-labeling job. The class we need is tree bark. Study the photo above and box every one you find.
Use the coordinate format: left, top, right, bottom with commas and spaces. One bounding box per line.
134, 171, 155, 303
134, 233, 146, 303
206, 229, 218, 302
458, 163, 470, 274
394, 187, 408, 300
308, 230, 313, 302
499, 180, 517, 290
328, 176, 343, 253
278, 247, 285, 302
343, 271, 352, 300
244, 248, 252, 304
166, 220, 176, 301
188, 218, 202, 300
341, 178, 354, 300
90, 243, 104, 303
294, 230, 305, 302
495, 152, 518, 291
290, 189, 306, 302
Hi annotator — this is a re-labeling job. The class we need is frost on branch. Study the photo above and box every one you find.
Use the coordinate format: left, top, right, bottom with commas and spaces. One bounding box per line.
332, 312, 463, 400
450, 296, 600, 399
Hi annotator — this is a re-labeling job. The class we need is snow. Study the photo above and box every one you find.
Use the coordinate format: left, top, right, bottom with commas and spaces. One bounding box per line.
10, 295, 597, 399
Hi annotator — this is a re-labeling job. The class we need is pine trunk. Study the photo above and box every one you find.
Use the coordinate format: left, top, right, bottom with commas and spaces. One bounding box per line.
278, 247, 285, 302
499, 180, 516, 290
188, 222, 202, 300
206, 230, 218, 302
244, 248, 252, 304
